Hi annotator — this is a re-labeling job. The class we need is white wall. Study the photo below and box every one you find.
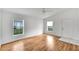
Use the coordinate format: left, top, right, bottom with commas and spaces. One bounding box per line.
0, 9, 2, 44
43, 9, 79, 41
1, 10, 43, 44
43, 14, 62, 36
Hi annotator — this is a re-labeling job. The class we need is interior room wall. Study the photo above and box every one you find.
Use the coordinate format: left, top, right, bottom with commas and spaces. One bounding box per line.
43, 9, 79, 41
0, 9, 2, 44
43, 13, 62, 36
1, 10, 43, 44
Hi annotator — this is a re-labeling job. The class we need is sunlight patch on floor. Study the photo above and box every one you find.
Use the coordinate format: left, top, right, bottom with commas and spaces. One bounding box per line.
46, 35, 54, 50
12, 41, 24, 51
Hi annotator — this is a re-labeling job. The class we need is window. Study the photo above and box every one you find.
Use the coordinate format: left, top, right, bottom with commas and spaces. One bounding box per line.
13, 20, 24, 35
47, 21, 53, 31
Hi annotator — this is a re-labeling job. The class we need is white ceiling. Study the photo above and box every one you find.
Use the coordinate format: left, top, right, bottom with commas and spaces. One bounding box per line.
42, 8, 67, 18
2, 8, 67, 18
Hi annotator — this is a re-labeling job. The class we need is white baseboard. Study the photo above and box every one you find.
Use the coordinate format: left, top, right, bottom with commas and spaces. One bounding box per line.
44, 32, 79, 46
1, 33, 42, 45
60, 37, 79, 46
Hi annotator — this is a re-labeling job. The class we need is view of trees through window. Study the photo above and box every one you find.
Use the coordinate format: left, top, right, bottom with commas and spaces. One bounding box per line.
13, 20, 24, 35
47, 21, 53, 31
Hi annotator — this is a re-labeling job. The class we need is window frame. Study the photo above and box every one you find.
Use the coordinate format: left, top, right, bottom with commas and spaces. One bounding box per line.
13, 19, 24, 36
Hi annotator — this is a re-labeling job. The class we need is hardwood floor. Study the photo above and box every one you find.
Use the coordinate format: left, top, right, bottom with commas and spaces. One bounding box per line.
1, 34, 79, 51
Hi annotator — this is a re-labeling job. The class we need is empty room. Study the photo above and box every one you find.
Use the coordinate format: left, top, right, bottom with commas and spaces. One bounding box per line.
0, 8, 79, 51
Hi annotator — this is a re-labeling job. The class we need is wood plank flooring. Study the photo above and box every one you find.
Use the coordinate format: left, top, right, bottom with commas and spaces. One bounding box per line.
1, 34, 79, 51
